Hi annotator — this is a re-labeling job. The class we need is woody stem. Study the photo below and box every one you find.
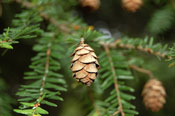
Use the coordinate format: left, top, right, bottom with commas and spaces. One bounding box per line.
104, 44, 125, 116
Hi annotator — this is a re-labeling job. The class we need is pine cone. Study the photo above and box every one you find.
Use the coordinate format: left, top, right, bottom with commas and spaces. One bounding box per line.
122, 0, 143, 12
142, 79, 166, 112
80, 0, 100, 11
70, 38, 99, 86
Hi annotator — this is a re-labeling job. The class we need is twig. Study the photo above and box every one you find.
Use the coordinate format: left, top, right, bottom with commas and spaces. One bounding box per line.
32, 46, 51, 115
93, 103, 101, 116
112, 110, 120, 116
108, 39, 172, 59
40, 48, 51, 95
170, 0, 175, 8
87, 89, 101, 116
104, 44, 125, 116
13, 0, 71, 33
129, 65, 154, 78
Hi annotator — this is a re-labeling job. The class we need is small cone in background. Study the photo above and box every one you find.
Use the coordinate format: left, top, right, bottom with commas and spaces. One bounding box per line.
142, 79, 166, 112
80, 0, 100, 11
122, 0, 143, 12
71, 38, 99, 86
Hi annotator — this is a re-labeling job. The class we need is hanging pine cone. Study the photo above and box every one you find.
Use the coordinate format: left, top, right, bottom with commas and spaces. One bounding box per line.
80, 0, 100, 11
70, 38, 100, 86
122, 0, 143, 12
142, 79, 166, 112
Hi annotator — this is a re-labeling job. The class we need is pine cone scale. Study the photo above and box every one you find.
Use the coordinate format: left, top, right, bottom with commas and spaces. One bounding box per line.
95, 60, 99, 66
88, 73, 96, 80
76, 70, 88, 79
84, 46, 94, 51
71, 61, 85, 72
72, 54, 80, 62
76, 49, 90, 55
84, 64, 98, 72
90, 52, 97, 58
75, 46, 84, 51
79, 54, 97, 63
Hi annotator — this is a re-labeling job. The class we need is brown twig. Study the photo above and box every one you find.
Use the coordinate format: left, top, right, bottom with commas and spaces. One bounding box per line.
129, 65, 154, 78
170, 0, 175, 8
108, 39, 172, 60
104, 44, 125, 116
93, 103, 101, 116
112, 110, 120, 116
40, 48, 51, 95
87, 89, 101, 116
32, 47, 51, 115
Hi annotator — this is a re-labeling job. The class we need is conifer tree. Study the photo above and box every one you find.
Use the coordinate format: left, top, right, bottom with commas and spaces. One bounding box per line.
0, 0, 175, 116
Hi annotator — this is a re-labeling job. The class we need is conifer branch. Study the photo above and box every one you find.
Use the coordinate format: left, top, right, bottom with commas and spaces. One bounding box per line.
103, 44, 125, 116
129, 65, 154, 78
168, 44, 175, 67
14, 33, 67, 115
32, 46, 51, 115
0, 10, 42, 49
94, 104, 101, 116
91, 101, 101, 116
108, 39, 172, 59
0, 78, 14, 116
147, 7, 174, 35
40, 48, 51, 96
171, 0, 175, 8
13, 0, 71, 33
0, 40, 12, 43
0, 40, 13, 49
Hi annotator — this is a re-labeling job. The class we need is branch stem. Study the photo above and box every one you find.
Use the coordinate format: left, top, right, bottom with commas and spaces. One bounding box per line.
104, 44, 125, 116
129, 65, 154, 78
170, 0, 175, 8
87, 89, 101, 116
40, 48, 51, 95
108, 39, 172, 59
32, 46, 51, 116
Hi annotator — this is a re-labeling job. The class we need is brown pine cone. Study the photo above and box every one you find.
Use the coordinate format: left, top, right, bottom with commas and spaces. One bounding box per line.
122, 0, 143, 12
142, 79, 166, 112
80, 0, 100, 11
70, 38, 99, 86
